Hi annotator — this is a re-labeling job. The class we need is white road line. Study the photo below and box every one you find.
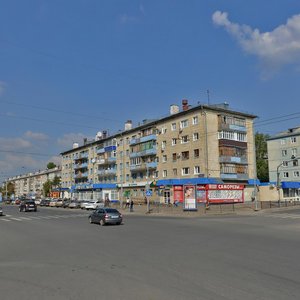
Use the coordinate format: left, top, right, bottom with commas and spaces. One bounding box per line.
1, 218, 11, 222
18, 217, 32, 220
10, 218, 23, 221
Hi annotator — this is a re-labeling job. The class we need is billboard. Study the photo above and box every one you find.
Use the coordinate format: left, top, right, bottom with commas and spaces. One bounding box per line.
183, 185, 197, 211
207, 184, 244, 204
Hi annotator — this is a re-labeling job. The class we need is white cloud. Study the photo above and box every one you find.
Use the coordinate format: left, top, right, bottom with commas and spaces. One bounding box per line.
212, 11, 300, 75
24, 131, 49, 141
0, 81, 7, 96
57, 133, 87, 150
0, 137, 32, 151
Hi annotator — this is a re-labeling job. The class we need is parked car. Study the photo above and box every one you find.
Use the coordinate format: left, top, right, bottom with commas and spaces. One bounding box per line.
35, 199, 41, 205
40, 199, 50, 206
88, 208, 122, 226
0, 206, 3, 216
49, 199, 58, 207
19, 200, 37, 212
80, 200, 91, 210
15, 199, 21, 205
68, 201, 81, 209
85, 200, 104, 210
62, 199, 71, 208
55, 199, 64, 207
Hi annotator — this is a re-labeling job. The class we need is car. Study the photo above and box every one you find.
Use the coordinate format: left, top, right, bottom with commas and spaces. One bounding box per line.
68, 201, 81, 209
35, 199, 41, 205
62, 199, 71, 208
55, 199, 64, 207
85, 200, 104, 210
49, 199, 58, 207
80, 200, 91, 210
88, 208, 123, 226
40, 199, 50, 206
15, 199, 21, 205
0, 206, 3, 216
19, 200, 37, 212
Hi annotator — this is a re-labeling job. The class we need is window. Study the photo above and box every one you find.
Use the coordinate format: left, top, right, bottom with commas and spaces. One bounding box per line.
282, 150, 287, 157
292, 148, 297, 156
173, 168, 177, 176
182, 151, 189, 160
291, 137, 297, 143
161, 141, 166, 150
193, 133, 199, 141
162, 155, 167, 163
154, 171, 159, 178
194, 166, 200, 174
161, 127, 167, 134
181, 135, 189, 144
293, 160, 298, 167
192, 116, 198, 125
172, 153, 177, 161
172, 138, 177, 146
171, 123, 176, 131
294, 171, 300, 177
283, 161, 288, 167
163, 170, 167, 178
283, 172, 289, 178
280, 139, 286, 145
180, 119, 189, 129
182, 167, 190, 175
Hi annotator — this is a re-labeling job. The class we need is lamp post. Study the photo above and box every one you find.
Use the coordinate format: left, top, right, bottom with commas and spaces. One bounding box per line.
146, 164, 150, 213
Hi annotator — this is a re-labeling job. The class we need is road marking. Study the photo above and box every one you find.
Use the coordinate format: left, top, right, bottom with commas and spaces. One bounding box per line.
9, 218, 23, 221
261, 213, 300, 219
18, 217, 32, 220
0, 218, 11, 222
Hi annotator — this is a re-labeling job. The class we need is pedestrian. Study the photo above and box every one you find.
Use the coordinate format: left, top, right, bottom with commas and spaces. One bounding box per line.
104, 195, 110, 207
130, 199, 134, 212
125, 198, 130, 208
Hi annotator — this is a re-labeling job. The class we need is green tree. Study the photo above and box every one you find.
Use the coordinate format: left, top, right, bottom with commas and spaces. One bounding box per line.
52, 175, 61, 188
47, 162, 56, 169
255, 132, 269, 182
43, 180, 52, 197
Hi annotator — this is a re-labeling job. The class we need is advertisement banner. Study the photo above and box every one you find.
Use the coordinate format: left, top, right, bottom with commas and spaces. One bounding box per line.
183, 185, 197, 211
207, 184, 244, 203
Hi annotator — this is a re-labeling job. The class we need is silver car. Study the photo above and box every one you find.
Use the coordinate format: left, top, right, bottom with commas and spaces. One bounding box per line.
0, 206, 3, 216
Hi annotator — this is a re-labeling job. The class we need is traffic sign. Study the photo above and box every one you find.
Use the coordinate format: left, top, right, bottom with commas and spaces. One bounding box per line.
146, 190, 152, 197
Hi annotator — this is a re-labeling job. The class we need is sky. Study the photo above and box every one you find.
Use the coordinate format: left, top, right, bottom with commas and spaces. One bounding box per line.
1, 0, 300, 182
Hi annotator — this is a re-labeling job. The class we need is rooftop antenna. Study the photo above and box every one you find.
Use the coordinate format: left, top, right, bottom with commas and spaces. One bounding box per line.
207, 89, 210, 105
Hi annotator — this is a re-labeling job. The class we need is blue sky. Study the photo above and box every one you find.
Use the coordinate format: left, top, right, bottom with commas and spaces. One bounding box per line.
1, 0, 300, 180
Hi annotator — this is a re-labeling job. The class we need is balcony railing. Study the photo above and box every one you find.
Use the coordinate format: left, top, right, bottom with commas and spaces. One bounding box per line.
219, 156, 248, 164
73, 163, 88, 169
130, 134, 156, 145
220, 173, 249, 180
98, 169, 117, 175
97, 157, 117, 165
74, 172, 89, 179
130, 147, 157, 158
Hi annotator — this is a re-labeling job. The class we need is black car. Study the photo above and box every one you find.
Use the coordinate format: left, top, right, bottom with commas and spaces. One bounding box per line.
40, 199, 50, 206
89, 208, 122, 226
19, 200, 37, 212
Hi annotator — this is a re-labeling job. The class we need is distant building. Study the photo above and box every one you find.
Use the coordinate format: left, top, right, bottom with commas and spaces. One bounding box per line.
267, 126, 300, 199
6, 167, 61, 198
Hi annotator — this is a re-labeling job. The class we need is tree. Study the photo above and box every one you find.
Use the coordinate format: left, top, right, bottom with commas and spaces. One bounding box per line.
255, 132, 270, 182
52, 175, 61, 188
47, 162, 56, 169
43, 180, 52, 197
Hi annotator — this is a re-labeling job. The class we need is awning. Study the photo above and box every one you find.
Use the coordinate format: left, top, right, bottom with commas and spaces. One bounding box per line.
156, 177, 222, 186
93, 183, 117, 189
248, 179, 261, 185
281, 181, 300, 189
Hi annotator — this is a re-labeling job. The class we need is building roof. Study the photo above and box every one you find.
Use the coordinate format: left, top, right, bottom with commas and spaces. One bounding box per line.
267, 126, 300, 141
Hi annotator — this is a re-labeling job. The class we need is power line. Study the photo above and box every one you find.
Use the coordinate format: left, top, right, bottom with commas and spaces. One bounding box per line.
0, 149, 56, 157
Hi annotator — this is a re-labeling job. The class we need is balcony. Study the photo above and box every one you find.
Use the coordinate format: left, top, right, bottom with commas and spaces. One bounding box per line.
97, 157, 117, 165
74, 163, 88, 169
219, 156, 248, 164
130, 134, 156, 145
97, 146, 116, 154
74, 172, 88, 179
98, 169, 117, 175
130, 147, 157, 158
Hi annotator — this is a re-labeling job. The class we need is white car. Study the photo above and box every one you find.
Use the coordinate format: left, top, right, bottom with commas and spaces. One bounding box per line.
80, 200, 92, 209
85, 200, 104, 210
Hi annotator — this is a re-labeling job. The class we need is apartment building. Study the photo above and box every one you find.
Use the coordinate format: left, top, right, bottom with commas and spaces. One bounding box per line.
61, 100, 257, 206
267, 126, 300, 199
7, 167, 61, 198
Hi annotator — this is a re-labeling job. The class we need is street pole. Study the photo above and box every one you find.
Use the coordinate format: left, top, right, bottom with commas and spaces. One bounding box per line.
146, 165, 150, 213
5, 180, 8, 199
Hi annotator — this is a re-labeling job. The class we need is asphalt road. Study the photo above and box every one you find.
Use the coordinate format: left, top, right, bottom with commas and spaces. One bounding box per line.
1, 205, 300, 300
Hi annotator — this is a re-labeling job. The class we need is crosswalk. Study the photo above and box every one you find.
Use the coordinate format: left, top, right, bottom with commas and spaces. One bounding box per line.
0, 213, 89, 222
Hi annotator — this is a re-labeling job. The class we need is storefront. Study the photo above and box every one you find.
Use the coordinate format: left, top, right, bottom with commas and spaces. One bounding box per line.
72, 183, 117, 201
156, 179, 245, 210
